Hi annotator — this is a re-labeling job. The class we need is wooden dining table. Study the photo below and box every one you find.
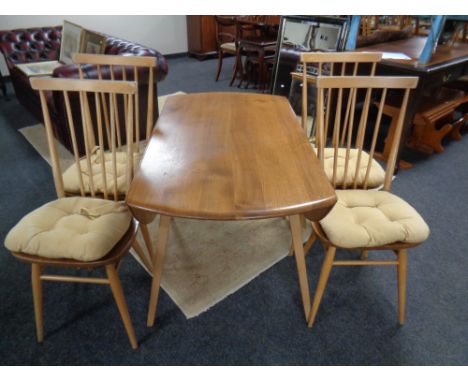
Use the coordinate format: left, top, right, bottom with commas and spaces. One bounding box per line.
126, 92, 336, 327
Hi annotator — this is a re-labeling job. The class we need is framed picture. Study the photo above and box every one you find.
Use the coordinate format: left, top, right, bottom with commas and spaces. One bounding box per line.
59, 20, 83, 65
80, 30, 106, 54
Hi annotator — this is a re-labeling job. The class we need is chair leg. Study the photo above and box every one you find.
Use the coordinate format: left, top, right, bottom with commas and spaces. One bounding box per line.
147, 215, 172, 327
229, 52, 241, 87
307, 246, 337, 328
397, 249, 408, 325
289, 214, 311, 321
31, 263, 44, 343
105, 264, 138, 350
132, 238, 153, 273
361, 250, 369, 260
303, 232, 316, 255
215, 50, 224, 81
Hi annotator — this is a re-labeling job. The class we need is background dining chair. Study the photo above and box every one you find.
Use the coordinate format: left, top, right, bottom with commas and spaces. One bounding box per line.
304, 75, 430, 327
73, 53, 158, 148
231, 17, 267, 87
4, 77, 142, 349
71, 53, 157, 269
214, 16, 238, 82
296, 52, 389, 192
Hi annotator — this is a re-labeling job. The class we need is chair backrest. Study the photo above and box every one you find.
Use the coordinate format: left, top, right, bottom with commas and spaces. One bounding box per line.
215, 16, 237, 47
30, 77, 137, 200
72, 53, 157, 148
298, 52, 383, 134
314, 75, 418, 192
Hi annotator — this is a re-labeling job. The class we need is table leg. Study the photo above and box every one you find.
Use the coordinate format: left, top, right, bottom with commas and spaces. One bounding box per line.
147, 214, 172, 327
289, 214, 311, 321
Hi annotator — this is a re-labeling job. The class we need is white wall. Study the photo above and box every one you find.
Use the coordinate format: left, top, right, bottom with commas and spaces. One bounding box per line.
0, 15, 188, 74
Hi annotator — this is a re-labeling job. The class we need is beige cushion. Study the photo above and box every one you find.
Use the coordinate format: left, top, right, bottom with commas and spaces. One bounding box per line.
220, 42, 236, 52
63, 149, 139, 195
320, 190, 430, 248
4, 197, 132, 262
313, 147, 386, 188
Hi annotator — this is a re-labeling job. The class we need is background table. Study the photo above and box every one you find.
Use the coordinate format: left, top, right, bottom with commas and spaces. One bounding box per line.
357, 37, 468, 166
127, 92, 336, 326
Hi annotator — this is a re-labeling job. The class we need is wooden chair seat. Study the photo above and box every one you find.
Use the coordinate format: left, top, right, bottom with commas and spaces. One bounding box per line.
5, 197, 133, 262
220, 42, 236, 53
319, 189, 429, 248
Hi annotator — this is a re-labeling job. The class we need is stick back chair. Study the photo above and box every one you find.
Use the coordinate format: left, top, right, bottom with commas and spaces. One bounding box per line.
305, 75, 430, 328
71, 53, 157, 268
4, 77, 145, 349
73, 53, 158, 149
296, 52, 391, 192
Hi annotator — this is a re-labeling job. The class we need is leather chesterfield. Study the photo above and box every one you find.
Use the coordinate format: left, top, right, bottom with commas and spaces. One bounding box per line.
0, 26, 168, 154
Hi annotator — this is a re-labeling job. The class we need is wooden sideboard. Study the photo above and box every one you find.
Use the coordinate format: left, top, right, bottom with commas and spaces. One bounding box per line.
187, 16, 219, 59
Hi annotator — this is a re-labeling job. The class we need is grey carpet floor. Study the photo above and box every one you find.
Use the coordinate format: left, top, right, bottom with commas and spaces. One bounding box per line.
0, 56, 466, 365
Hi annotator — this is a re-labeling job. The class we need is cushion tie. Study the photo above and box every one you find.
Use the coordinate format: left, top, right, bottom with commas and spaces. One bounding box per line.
80, 201, 128, 220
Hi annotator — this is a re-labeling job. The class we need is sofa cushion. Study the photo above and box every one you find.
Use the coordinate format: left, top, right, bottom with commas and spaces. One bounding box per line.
313, 147, 386, 188
4, 197, 132, 262
319, 190, 430, 248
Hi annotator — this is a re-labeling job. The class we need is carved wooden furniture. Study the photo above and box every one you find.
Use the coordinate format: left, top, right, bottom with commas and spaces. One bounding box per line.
237, 35, 277, 90
356, 36, 468, 167
228, 17, 279, 88
305, 75, 430, 328
4, 77, 142, 349
126, 92, 337, 327
187, 16, 279, 61
214, 16, 238, 81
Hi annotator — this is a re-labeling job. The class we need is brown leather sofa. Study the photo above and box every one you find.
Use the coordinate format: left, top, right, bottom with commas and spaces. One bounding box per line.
0, 26, 168, 154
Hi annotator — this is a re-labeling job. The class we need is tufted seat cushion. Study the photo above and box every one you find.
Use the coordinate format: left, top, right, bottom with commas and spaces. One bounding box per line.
220, 42, 236, 52
62, 148, 140, 195
313, 147, 386, 188
4, 197, 132, 262
319, 190, 430, 248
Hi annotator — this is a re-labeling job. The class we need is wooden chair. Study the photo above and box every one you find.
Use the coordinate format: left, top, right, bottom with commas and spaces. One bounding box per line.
304, 75, 430, 327
4, 77, 143, 349
214, 16, 238, 82
71, 53, 157, 267
296, 52, 386, 192
231, 18, 268, 87
73, 53, 158, 148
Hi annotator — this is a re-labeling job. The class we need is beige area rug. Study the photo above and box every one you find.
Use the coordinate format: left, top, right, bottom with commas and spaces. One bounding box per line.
19, 91, 311, 318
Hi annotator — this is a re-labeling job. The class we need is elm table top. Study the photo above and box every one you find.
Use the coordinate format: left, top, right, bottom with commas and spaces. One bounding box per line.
127, 92, 336, 220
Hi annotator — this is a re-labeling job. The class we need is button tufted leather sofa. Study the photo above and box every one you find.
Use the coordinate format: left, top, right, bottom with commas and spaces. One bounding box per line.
0, 26, 168, 154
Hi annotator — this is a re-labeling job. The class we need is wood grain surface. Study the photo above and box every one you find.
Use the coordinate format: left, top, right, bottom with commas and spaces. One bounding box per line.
127, 92, 336, 220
